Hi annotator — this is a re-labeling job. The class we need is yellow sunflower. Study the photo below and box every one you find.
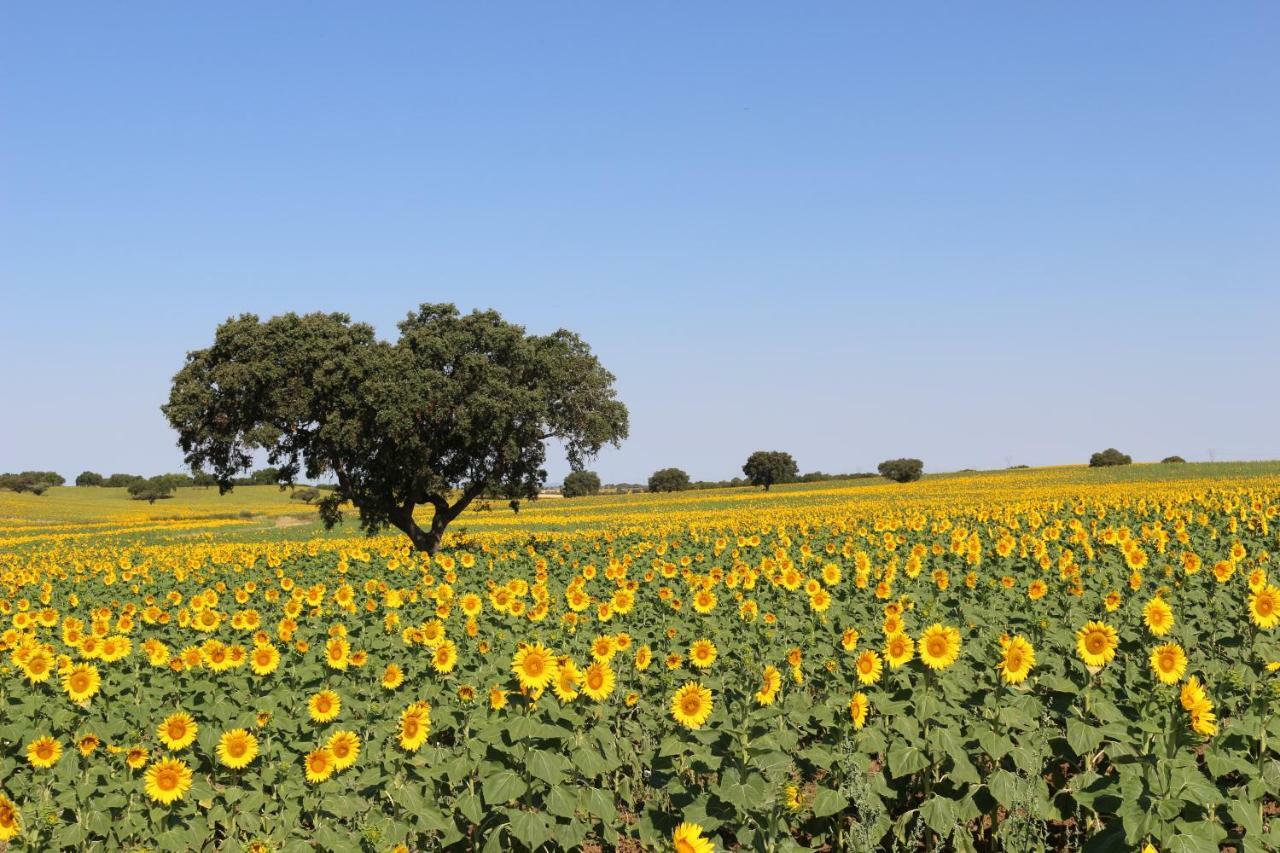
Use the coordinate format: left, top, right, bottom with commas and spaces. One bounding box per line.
326, 731, 360, 770
998, 636, 1035, 684
884, 632, 915, 668
1249, 584, 1279, 630
854, 650, 883, 685
144, 758, 193, 804
216, 729, 259, 769
1150, 643, 1187, 685
398, 702, 431, 752
581, 661, 616, 701
671, 682, 714, 730
918, 624, 961, 671
511, 643, 556, 691
754, 665, 781, 706
0, 792, 20, 842
308, 690, 341, 723
27, 737, 61, 769
304, 748, 336, 784
672, 821, 715, 853
688, 639, 718, 670
849, 691, 870, 729
1143, 597, 1174, 636
553, 659, 581, 702
157, 712, 198, 752
1075, 621, 1118, 668
62, 663, 101, 703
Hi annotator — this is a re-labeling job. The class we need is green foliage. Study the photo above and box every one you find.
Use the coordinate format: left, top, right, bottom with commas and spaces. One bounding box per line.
104, 473, 144, 488
878, 458, 924, 483
75, 470, 105, 486
127, 476, 177, 503
290, 487, 322, 503
1089, 448, 1133, 467
1162, 456, 1187, 464
561, 470, 601, 498
162, 304, 628, 554
742, 450, 798, 491
0, 470, 64, 493
647, 467, 691, 493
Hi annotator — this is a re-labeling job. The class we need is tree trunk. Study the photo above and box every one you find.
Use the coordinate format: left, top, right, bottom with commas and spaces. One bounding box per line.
388, 486, 485, 556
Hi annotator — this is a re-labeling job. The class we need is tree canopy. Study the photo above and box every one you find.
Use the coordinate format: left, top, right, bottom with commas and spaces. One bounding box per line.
741, 450, 798, 491
127, 476, 177, 503
561, 470, 602, 498
878, 458, 924, 483
163, 304, 628, 554
648, 468, 691, 493
1089, 448, 1132, 467
75, 471, 105, 487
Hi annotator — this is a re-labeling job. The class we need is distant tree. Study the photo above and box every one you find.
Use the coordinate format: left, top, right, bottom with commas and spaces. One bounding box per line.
75, 471, 105, 487
562, 470, 602, 498
1161, 456, 1186, 464
127, 476, 176, 503
1089, 448, 1132, 467
742, 450, 799, 491
648, 468, 691, 493
104, 473, 144, 488
291, 487, 322, 503
249, 467, 282, 485
163, 305, 628, 554
878, 458, 924, 483
0, 471, 64, 493
192, 471, 219, 487
1007, 464, 1029, 470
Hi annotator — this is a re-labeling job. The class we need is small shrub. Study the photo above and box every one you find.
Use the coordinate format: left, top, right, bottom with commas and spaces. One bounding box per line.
878, 458, 923, 483
1089, 448, 1132, 467
1161, 456, 1186, 464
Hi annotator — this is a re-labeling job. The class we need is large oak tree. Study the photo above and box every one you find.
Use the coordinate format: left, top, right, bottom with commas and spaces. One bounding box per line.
163, 304, 628, 553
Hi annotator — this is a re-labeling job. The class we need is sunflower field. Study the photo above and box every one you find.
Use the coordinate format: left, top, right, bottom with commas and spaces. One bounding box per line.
2, 468, 1279, 852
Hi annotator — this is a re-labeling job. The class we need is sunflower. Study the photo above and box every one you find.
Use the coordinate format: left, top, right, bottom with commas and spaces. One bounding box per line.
431, 639, 458, 674
62, 663, 101, 702
998, 635, 1036, 684
216, 729, 259, 769
157, 712, 198, 751
249, 643, 280, 676
304, 748, 336, 784
1075, 621, 1118, 668
511, 643, 556, 691
77, 734, 101, 756
1150, 643, 1187, 685
326, 731, 360, 770
489, 685, 509, 711
754, 665, 781, 706
849, 691, 870, 729
1249, 584, 1279, 630
884, 632, 915, 668
1143, 597, 1174, 636
144, 758, 193, 804
382, 663, 405, 690
0, 792, 20, 842
398, 702, 431, 752
27, 737, 61, 769
553, 659, 581, 702
671, 682, 714, 730
919, 624, 961, 671
688, 639, 717, 670
125, 746, 149, 769
854, 650, 882, 685
581, 661, 616, 701
672, 821, 715, 853
308, 690, 341, 723
634, 645, 653, 670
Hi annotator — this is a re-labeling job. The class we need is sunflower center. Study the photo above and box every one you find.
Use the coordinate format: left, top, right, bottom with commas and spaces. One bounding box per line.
1087, 634, 1105, 653
682, 695, 702, 715
928, 638, 946, 657
157, 769, 177, 790
588, 671, 604, 689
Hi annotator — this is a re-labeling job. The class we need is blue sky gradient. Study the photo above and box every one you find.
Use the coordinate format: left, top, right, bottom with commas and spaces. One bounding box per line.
2, 4, 1278, 482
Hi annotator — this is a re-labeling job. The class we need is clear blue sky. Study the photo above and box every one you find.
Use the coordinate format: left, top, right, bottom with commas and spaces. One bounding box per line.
2, 4, 1278, 483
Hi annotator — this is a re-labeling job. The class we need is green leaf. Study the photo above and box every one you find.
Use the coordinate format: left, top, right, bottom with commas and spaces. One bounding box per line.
506, 809, 551, 850
457, 791, 484, 826
1067, 718, 1105, 757
920, 795, 956, 837
483, 769, 528, 805
527, 748, 568, 786
811, 787, 846, 818
887, 739, 931, 779
989, 769, 1020, 809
